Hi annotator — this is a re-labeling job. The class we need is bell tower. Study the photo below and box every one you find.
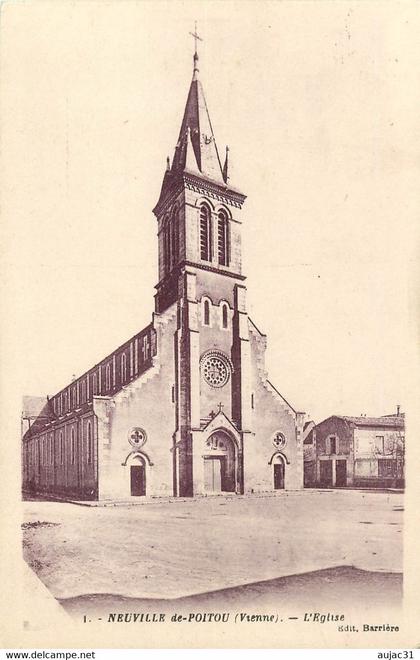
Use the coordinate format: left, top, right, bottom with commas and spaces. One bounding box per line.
153, 32, 246, 314
153, 30, 250, 497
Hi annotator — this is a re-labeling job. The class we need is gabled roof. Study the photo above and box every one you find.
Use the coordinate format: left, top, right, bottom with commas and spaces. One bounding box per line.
335, 415, 404, 429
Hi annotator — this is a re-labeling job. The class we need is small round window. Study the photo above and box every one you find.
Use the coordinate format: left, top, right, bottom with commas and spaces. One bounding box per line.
272, 432, 286, 450
129, 427, 147, 448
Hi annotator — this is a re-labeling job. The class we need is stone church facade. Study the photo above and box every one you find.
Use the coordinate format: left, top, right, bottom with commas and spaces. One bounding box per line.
22, 47, 305, 501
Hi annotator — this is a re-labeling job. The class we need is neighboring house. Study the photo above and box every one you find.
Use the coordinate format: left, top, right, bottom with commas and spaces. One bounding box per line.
21, 43, 305, 501
304, 411, 405, 489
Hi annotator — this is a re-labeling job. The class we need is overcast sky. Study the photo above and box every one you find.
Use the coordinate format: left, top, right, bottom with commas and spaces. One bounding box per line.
2, 1, 419, 423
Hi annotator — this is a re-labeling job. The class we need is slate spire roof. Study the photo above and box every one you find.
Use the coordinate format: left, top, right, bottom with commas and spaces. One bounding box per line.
154, 44, 245, 213
171, 50, 225, 184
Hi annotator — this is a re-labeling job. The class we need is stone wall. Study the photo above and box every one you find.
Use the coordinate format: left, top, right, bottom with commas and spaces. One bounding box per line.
244, 319, 303, 492
96, 305, 178, 500
22, 412, 97, 499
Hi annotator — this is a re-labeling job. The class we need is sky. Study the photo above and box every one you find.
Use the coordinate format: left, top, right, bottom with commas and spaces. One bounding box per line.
2, 1, 419, 423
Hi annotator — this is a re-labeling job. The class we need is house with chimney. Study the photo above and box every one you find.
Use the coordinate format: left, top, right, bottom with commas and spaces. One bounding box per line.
303, 408, 405, 489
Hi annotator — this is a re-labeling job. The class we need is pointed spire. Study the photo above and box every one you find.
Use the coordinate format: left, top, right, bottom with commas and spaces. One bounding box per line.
222, 145, 229, 183
153, 28, 246, 215
185, 127, 201, 174
169, 24, 225, 184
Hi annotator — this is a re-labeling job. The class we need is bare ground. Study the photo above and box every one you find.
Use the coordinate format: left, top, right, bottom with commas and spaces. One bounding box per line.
22, 489, 403, 609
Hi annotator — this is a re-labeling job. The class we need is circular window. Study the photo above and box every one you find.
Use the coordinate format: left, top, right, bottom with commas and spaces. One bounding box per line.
129, 427, 147, 448
201, 352, 231, 388
273, 432, 286, 449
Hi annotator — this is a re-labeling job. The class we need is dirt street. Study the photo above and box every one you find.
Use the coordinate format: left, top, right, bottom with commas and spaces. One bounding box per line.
22, 489, 403, 604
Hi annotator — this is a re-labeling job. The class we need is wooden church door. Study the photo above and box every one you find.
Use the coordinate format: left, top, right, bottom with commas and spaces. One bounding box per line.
273, 462, 285, 489
130, 464, 146, 496
204, 457, 223, 492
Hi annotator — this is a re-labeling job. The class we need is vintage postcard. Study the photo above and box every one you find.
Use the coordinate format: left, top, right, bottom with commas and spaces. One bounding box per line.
1, 0, 419, 650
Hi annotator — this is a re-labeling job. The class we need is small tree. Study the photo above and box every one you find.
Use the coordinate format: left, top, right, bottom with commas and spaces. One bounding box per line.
373, 430, 405, 486
386, 430, 405, 485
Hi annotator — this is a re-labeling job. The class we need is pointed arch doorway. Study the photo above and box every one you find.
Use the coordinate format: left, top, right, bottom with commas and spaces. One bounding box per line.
129, 454, 146, 496
273, 454, 285, 490
203, 431, 236, 493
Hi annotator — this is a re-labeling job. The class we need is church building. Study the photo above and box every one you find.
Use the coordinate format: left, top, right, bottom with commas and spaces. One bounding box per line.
22, 40, 305, 501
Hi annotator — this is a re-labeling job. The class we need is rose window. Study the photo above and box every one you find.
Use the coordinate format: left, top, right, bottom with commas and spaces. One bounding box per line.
273, 432, 286, 449
201, 354, 230, 388
129, 427, 147, 448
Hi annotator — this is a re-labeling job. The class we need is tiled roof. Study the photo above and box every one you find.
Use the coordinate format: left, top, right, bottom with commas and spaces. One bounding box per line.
338, 415, 404, 429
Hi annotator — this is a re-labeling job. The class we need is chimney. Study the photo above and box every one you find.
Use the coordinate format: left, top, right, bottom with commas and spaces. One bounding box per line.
397, 405, 400, 416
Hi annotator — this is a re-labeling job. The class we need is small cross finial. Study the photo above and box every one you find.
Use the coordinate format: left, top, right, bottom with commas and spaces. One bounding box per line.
189, 21, 202, 55
217, 402, 224, 413
189, 21, 203, 79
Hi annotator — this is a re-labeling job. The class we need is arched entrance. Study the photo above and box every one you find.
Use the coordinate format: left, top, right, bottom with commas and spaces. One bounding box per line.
129, 454, 146, 496
203, 431, 236, 493
273, 454, 285, 490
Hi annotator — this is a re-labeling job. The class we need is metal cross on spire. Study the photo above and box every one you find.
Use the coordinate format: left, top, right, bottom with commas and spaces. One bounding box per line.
189, 21, 203, 56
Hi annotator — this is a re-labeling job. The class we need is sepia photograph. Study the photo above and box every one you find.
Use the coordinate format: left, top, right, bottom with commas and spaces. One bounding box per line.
1, 0, 419, 651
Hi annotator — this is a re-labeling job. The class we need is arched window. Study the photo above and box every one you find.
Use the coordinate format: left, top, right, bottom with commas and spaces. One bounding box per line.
163, 216, 170, 275
203, 299, 210, 326
59, 431, 64, 465
121, 353, 127, 383
200, 204, 212, 262
142, 335, 150, 361
171, 207, 179, 269
217, 209, 229, 266
70, 428, 76, 465
87, 421, 93, 465
105, 364, 111, 391
49, 433, 54, 465
222, 302, 229, 329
